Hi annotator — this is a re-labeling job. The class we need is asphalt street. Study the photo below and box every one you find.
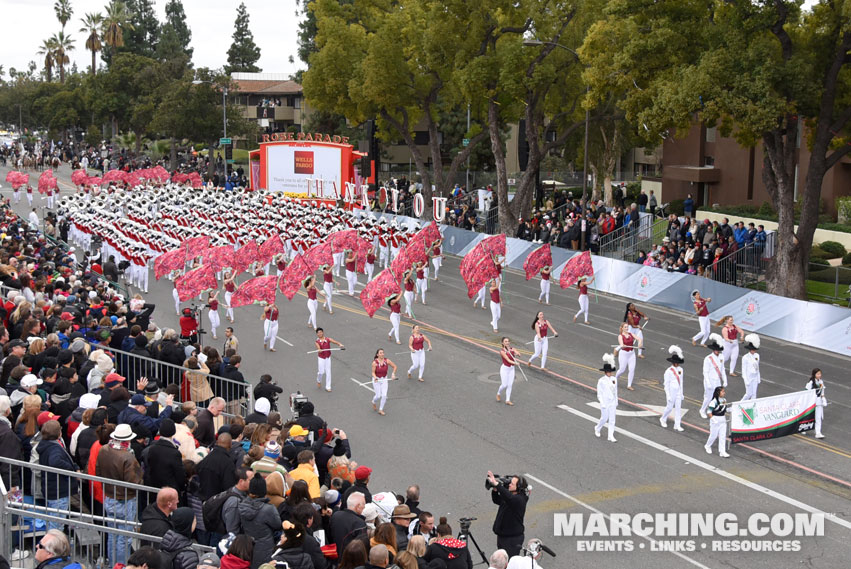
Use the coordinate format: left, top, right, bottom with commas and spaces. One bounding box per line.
4, 163, 851, 568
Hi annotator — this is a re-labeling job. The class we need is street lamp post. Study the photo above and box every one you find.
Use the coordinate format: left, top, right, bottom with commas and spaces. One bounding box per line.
523, 38, 591, 250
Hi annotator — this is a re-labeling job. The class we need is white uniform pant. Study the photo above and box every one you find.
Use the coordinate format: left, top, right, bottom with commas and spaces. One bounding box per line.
332, 252, 343, 276
390, 246, 400, 264
47, 194, 55, 209
490, 301, 501, 330
372, 378, 388, 411
307, 299, 318, 328
225, 291, 234, 321
498, 364, 515, 402
173, 288, 180, 315
404, 291, 415, 316
700, 385, 718, 416
408, 349, 426, 379
529, 336, 549, 368
723, 340, 739, 374
346, 270, 357, 295
380, 246, 389, 268
417, 278, 427, 303
475, 286, 487, 307
661, 393, 682, 428
365, 263, 374, 282
539, 279, 550, 303
264, 320, 279, 349
575, 294, 589, 322
596, 403, 617, 438
208, 310, 220, 338
26, 193, 32, 206
628, 325, 644, 356
692, 316, 710, 345
432, 257, 442, 279
13, 190, 20, 204
706, 416, 727, 453
388, 312, 401, 342
323, 282, 334, 312
815, 404, 824, 436
317, 357, 332, 389
742, 380, 758, 401
615, 350, 636, 387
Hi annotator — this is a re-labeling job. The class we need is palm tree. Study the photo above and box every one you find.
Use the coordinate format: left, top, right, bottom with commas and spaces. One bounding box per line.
51, 31, 75, 83
54, 0, 74, 32
102, 0, 134, 51
37, 38, 57, 82
80, 12, 103, 75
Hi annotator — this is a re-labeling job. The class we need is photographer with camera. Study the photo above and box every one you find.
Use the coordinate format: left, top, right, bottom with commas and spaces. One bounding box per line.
506, 538, 555, 569
487, 471, 528, 558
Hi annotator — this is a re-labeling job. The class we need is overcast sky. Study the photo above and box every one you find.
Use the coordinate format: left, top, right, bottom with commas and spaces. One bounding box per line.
2, 0, 302, 77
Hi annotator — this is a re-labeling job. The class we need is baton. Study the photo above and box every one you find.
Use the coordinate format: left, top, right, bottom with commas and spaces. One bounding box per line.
524, 334, 557, 344
305, 347, 345, 354
641, 320, 649, 330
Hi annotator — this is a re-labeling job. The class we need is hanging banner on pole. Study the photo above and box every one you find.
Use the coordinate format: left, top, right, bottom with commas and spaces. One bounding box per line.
730, 390, 817, 444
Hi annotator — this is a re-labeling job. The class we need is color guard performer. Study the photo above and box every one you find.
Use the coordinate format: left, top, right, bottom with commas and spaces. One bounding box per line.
304, 276, 322, 329
474, 284, 488, 310
614, 322, 641, 391
740, 334, 761, 401
528, 311, 558, 369
497, 337, 520, 406
263, 302, 280, 352
345, 249, 358, 296
387, 291, 402, 344
371, 348, 398, 416
573, 275, 595, 323
806, 368, 827, 438
624, 303, 648, 358
489, 279, 502, 333
704, 386, 730, 457
431, 238, 443, 281
538, 266, 552, 304
275, 254, 287, 277
406, 324, 433, 381
207, 290, 220, 340
718, 315, 744, 376
660, 346, 685, 431
322, 265, 335, 315
595, 354, 618, 442
172, 281, 181, 316
700, 334, 727, 418
691, 290, 712, 346
415, 261, 428, 305
223, 271, 236, 323
403, 271, 416, 317
365, 245, 376, 282
315, 327, 344, 392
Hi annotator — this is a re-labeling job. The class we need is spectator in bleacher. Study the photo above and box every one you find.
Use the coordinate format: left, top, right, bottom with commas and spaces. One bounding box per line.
197, 433, 238, 499
331, 492, 368, 558
139, 487, 178, 546
159, 507, 199, 569
239, 475, 282, 569
219, 536, 253, 569
0, 394, 22, 491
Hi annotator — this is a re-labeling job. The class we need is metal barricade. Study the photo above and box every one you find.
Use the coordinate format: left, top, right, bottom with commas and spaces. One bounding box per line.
85, 341, 253, 418
708, 233, 777, 288
0, 457, 215, 564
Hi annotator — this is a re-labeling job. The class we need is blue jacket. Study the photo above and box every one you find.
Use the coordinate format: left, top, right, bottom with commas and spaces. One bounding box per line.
733, 227, 747, 246
37, 439, 77, 500
117, 405, 173, 436
36, 556, 83, 569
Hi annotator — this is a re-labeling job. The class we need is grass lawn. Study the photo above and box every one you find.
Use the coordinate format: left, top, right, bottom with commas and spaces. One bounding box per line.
748, 279, 849, 304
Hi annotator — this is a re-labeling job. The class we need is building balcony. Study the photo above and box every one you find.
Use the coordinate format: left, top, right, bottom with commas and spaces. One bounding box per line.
664, 165, 721, 183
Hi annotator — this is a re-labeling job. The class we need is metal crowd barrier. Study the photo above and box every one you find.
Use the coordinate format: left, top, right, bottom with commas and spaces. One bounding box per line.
86, 342, 253, 418
0, 457, 215, 564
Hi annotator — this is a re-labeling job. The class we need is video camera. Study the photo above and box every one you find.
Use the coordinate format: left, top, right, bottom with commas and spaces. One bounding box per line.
289, 391, 309, 420
523, 538, 556, 559
485, 474, 514, 491
458, 517, 476, 533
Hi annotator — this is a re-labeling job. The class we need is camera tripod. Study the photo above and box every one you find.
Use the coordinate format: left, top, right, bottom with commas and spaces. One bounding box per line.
457, 521, 488, 566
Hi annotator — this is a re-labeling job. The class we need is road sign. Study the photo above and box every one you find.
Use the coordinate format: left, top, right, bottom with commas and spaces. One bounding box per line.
227, 159, 235, 164
219, 137, 232, 145
462, 138, 470, 147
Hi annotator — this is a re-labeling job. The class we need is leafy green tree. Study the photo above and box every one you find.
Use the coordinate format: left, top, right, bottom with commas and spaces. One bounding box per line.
162, 0, 193, 60
80, 12, 103, 75
226, 3, 261, 73
123, 0, 160, 58
304, 0, 486, 213
54, 0, 74, 32
581, 0, 851, 299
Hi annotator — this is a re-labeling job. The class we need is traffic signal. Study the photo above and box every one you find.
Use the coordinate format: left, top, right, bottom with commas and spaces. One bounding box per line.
225, 145, 233, 161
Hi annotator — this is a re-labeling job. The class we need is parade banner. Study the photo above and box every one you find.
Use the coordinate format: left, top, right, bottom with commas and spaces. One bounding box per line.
730, 390, 817, 444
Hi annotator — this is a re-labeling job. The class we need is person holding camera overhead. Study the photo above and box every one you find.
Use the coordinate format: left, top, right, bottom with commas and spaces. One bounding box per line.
487, 471, 529, 558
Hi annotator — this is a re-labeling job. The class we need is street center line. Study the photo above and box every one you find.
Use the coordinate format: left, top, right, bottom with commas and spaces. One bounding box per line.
556, 404, 851, 531
524, 473, 713, 569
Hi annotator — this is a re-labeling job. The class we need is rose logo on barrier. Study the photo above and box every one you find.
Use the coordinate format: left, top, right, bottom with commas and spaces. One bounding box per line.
741, 296, 761, 318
